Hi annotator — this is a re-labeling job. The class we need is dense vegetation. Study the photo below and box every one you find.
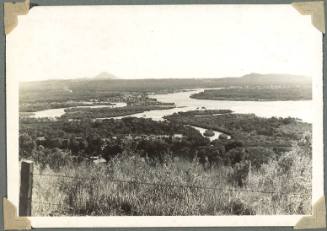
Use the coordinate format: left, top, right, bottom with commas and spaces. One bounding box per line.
172, 109, 232, 116
61, 105, 175, 119
20, 112, 311, 215
165, 111, 310, 149
190, 87, 312, 101
20, 101, 113, 112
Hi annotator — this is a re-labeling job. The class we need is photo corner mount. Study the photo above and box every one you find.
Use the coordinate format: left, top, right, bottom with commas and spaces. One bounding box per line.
4, 0, 30, 35
294, 196, 326, 229
292, 1, 325, 33
3, 198, 31, 230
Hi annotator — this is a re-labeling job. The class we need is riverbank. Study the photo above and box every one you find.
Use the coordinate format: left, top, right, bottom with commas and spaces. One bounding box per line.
165, 110, 311, 148
20, 101, 116, 112
23, 88, 313, 122
190, 87, 312, 101
61, 104, 176, 119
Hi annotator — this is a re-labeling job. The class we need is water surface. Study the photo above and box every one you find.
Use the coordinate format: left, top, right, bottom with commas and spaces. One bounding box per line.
31, 89, 312, 123
32, 102, 127, 118
120, 89, 312, 123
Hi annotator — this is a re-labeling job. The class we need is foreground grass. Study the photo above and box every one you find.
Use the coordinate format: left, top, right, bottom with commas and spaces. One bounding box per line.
32, 143, 311, 216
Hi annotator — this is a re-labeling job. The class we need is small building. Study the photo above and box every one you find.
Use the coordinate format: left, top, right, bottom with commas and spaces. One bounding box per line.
36, 136, 46, 142
36, 136, 46, 146
125, 134, 133, 140
172, 134, 183, 142
93, 157, 107, 164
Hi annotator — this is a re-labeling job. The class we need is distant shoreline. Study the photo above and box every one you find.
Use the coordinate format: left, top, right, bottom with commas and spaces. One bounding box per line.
190, 87, 312, 101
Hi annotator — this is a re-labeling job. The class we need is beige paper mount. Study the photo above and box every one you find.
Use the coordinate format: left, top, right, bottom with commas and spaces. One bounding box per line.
3, 198, 31, 230
4, 0, 30, 35
1, 0, 326, 229
292, 1, 325, 33
295, 196, 326, 229
3, 0, 325, 35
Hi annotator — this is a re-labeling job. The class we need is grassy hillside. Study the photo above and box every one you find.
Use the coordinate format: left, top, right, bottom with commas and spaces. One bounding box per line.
32, 139, 311, 216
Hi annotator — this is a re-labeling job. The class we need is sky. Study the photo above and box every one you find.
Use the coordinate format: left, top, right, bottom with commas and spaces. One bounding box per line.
6, 4, 322, 82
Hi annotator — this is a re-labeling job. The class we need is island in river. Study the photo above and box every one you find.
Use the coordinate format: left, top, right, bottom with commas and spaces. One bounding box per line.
190, 87, 312, 101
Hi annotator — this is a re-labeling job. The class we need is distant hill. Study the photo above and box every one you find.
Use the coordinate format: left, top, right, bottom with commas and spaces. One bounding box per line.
93, 72, 117, 80
239, 73, 311, 85
20, 73, 312, 102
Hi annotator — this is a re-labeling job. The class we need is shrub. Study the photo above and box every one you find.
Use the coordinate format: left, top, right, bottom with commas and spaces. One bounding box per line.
245, 147, 276, 169
228, 160, 250, 186
223, 198, 255, 215
19, 133, 35, 158
246, 134, 312, 214
225, 140, 243, 152
225, 147, 246, 165
32, 147, 73, 171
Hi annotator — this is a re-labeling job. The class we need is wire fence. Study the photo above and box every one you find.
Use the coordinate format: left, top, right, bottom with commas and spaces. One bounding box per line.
29, 170, 310, 216
32, 172, 304, 196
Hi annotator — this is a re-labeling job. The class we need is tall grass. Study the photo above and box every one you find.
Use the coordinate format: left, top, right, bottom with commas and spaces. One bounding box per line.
246, 137, 312, 214
31, 144, 311, 216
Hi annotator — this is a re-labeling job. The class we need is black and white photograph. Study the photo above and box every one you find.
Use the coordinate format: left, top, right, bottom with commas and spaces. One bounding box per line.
5, 2, 325, 228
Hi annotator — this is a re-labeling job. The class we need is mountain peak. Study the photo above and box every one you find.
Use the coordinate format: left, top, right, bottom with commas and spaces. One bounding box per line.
242, 72, 261, 77
93, 72, 117, 80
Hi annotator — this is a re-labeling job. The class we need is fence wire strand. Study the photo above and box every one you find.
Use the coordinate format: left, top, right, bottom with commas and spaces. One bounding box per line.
32, 173, 305, 196
32, 201, 69, 207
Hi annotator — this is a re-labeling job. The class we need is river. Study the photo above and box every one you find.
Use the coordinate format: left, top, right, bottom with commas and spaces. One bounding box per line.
114, 89, 312, 123
189, 125, 231, 141
31, 102, 127, 118
29, 89, 312, 140
30, 89, 312, 123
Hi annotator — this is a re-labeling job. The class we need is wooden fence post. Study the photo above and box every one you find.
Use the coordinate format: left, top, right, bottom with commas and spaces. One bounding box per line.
248, 161, 252, 179
19, 160, 33, 216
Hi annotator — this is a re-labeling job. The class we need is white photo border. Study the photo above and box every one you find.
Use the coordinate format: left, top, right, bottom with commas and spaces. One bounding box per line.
5, 3, 324, 228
